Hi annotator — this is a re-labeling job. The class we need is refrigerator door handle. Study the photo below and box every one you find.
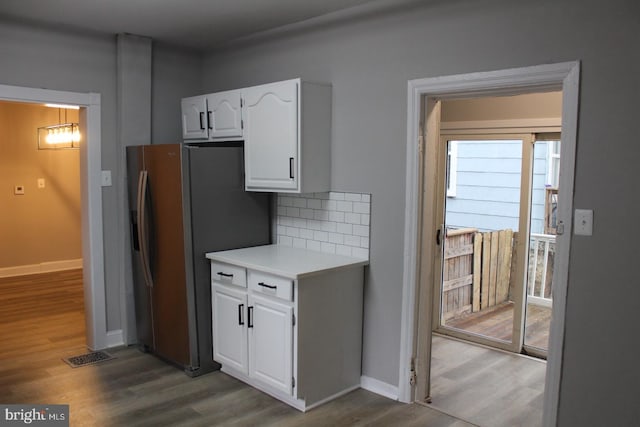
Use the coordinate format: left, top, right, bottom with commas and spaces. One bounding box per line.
137, 170, 154, 288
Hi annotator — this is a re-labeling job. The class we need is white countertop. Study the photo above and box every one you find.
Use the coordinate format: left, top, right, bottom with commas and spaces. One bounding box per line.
205, 244, 368, 279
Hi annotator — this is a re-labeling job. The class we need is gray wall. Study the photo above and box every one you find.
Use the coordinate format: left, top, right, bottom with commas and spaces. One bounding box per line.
0, 19, 204, 331
201, 0, 640, 424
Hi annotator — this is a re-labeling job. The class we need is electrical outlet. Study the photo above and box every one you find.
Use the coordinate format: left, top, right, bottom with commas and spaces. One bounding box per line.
37, 178, 45, 189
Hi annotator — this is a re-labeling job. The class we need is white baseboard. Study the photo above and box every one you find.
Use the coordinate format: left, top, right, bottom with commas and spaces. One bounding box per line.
360, 375, 399, 401
105, 330, 124, 348
0, 258, 83, 278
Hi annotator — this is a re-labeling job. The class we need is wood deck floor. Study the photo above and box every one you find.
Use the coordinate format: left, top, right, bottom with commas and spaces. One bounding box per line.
0, 269, 474, 426
445, 302, 551, 351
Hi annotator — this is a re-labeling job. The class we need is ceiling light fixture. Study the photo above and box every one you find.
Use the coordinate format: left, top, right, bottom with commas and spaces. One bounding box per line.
38, 108, 80, 150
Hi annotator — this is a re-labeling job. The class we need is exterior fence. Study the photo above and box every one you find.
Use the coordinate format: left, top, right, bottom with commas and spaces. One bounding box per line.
442, 228, 555, 321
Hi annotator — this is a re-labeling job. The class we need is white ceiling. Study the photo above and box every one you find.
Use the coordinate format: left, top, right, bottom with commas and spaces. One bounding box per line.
0, 0, 384, 51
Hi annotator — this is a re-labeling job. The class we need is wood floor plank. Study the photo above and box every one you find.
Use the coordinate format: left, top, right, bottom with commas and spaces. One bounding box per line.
1, 269, 473, 426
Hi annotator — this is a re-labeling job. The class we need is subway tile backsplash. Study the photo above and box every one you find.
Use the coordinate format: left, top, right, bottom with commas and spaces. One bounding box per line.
276, 192, 371, 259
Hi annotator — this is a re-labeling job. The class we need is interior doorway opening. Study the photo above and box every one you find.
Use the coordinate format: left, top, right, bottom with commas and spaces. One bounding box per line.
0, 83, 106, 350
399, 62, 580, 427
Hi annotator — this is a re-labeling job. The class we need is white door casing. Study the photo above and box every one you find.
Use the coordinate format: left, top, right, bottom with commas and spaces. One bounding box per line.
0, 83, 106, 350
400, 62, 580, 427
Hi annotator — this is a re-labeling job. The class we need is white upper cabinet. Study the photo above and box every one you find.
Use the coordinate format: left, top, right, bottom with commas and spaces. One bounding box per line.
243, 78, 331, 193
206, 90, 243, 139
181, 95, 208, 140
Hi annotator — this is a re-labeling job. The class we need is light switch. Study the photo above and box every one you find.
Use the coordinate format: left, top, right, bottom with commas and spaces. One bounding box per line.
14, 185, 25, 195
574, 209, 593, 236
101, 170, 112, 187
37, 178, 45, 189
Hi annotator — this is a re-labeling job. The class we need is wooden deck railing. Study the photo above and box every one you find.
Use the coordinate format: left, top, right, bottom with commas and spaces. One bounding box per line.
527, 233, 555, 307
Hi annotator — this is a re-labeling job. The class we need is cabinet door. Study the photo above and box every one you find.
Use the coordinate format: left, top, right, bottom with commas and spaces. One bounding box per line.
212, 283, 248, 374
206, 91, 243, 139
181, 95, 208, 139
244, 80, 299, 191
248, 294, 293, 395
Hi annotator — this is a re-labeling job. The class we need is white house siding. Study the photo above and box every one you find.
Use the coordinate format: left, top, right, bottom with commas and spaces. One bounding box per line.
445, 140, 548, 233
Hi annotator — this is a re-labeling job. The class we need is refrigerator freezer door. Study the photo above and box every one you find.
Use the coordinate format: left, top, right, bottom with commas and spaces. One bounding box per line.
143, 144, 191, 366
126, 146, 153, 350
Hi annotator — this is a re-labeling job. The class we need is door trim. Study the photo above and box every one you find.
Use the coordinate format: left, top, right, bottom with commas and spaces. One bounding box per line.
399, 62, 580, 427
0, 83, 106, 350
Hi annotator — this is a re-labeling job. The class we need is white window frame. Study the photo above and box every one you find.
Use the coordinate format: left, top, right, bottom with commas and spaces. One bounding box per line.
546, 140, 561, 188
446, 141, 458, 197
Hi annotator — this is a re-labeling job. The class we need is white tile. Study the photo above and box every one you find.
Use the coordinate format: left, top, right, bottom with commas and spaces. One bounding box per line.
362, 194, 371, 203
286, 207, 300, 217
308, 220, 323, 231
329, 211, 345, 222
336, 245, 352, 256
328, 232, 344, 244
286, 227, 299, 238
322, 221, 337, 232
336, 201, 353, 212
280, 196, 295, 207
345, 212, 361, 225
306, 240, 321, 251
321, 242, 336, 254
344, 234, 360, 247
293, 218, 307, 228
337, 223, 353, 235
293, 198, 307, 208
353, 202, 370, 214
361, 214, 370, 226
293, 238, 306, 249
361, 236, 370, 248
279, 235, 293, 246
314, 230, 329, 242
352, 247, 369, 259
300, 208, 314, 219
314, 192, 330, 200
300, 229, 314, 239
344, 193, 362, 202
307, 199, 322, 209
277, 206, 287, 215
322, 200, 337, 211
280, 216, 293, 226
353, 224, 369, 237
328, 192, 345, 201
314, 210, 329, 221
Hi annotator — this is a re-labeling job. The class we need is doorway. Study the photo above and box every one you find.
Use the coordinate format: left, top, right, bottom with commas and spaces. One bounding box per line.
399, 62, 580, 427
0, 83, 106, 350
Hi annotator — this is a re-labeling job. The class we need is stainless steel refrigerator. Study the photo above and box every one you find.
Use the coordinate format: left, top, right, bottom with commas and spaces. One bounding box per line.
126, 142, 271, 376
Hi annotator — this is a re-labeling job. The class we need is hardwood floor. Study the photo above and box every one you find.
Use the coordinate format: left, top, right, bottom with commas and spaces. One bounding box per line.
0, 269, 473, 426
445, 302, 551, 351
429, 335, 546, 427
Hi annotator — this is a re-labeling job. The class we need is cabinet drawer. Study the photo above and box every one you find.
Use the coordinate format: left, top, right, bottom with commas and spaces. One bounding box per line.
248, 271, 293, 301
211, 262, 247, 288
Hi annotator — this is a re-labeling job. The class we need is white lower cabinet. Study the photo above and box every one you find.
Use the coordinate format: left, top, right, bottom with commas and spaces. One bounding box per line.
248, 294, 293, 395
209, 257, 364, 412
212, 283, 247, 374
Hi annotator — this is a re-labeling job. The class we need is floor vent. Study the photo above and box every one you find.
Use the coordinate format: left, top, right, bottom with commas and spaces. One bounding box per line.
63, 351, 115, 368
